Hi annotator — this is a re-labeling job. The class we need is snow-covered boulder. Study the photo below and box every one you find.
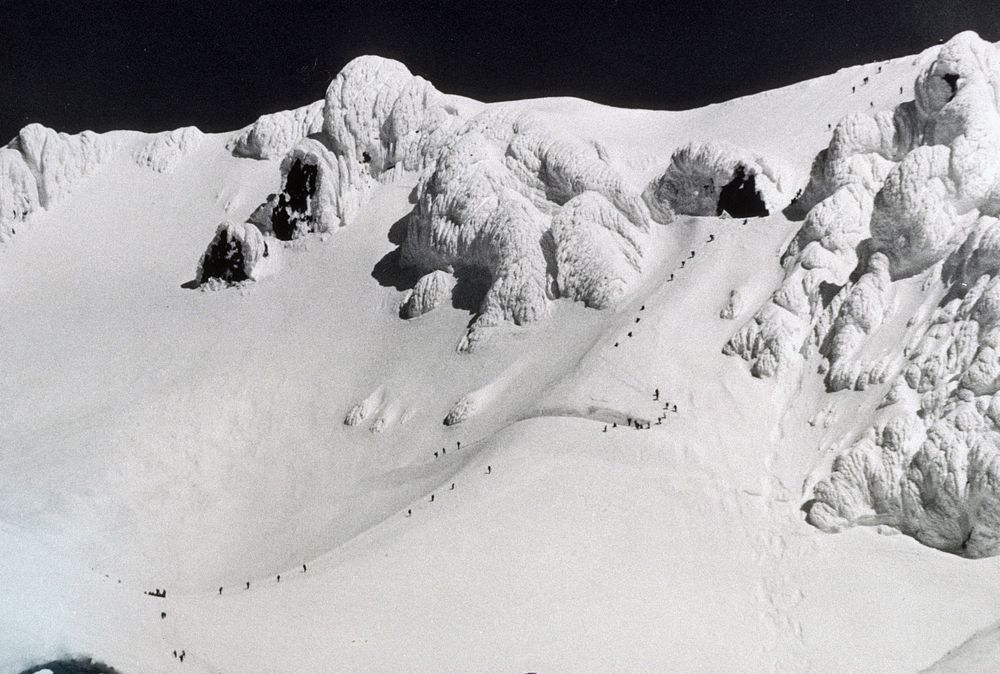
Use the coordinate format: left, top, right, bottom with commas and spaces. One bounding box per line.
402, 270, 455, 318
0, 147, 39, 241
643, 141, 792, 219
11, 123, 117, 207
195, 221, 278, 285
229, 100, 324, 160
134, 126, 204, 173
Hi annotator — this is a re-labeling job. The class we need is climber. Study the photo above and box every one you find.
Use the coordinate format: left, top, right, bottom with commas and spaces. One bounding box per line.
450, 483, 455, 490
743, 218, 748, 225
173, 651, 177, 659
627, 331, 633, 337
613, 422, 617, 428
430, 494, 435, 502
870, 101, 874, 107
668, 273, 674, 281
457, 441, 461, 450
161, 612, 166, 619
218, 586, 222, 595
640, 305, 645, 311
406, 509, 411, 517
878, 66, 882, 73
689, 250, 695, 258
614, 342, 619, 347
277, 575, 280, 583
863, 76, 869, 85
303, 564, 307, 572
672, 404, 678, 413
635, 317, 640, 323
442, 447, 446, 455
487, 465, 492, 474
246, 581, 250, 590
680, 260, 686, 268
627, 417, 632, 425
654, 388, 660, 401
708, 234, 715, 242
852, 85, 856, 93
603, 424, 608, 432
179, 651, 185, 663
434, 451, 438, 459
900, 86, 904, 94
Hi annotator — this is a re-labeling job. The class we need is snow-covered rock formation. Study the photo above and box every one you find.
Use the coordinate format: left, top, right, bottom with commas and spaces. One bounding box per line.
398, 107, 653, 348
728, 31, 1000, 381
134, 126, 204, 173
643, 141, 792, 219
228, 100, 324, 160
0, 148, 39, 241
715, 31, 1000, 557
8, 123, 117, 208
195, 221, 278, 286
402, 269, 456, 318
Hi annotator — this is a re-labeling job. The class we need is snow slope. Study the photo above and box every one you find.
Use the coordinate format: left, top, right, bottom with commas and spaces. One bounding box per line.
4, 33, 1000, 673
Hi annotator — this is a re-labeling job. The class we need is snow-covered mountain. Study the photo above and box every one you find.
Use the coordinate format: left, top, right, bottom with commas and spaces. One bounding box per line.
5, 30, 1000, 673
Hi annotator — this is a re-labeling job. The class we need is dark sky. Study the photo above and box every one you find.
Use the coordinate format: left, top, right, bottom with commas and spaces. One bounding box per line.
3, 0, 1000, 140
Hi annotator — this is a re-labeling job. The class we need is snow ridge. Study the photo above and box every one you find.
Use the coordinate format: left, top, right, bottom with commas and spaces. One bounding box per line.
228, 100, 324, 160
134, 126, 204, 173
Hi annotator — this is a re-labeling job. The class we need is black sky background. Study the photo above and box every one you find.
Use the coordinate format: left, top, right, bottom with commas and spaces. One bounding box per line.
3, 1, 1000, 140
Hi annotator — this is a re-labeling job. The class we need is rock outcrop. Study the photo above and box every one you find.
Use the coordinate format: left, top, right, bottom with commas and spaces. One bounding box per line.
195, 221, 278, 286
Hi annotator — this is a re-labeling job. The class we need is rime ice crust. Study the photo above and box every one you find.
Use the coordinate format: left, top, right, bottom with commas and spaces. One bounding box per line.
713, 31, 1000, 556
643, 141, 792, 218
195, 221, 278, 285
0, 148, 39, 241
134, 126, 204, 173
399, 108, 652, 347
228, 100, 324, 160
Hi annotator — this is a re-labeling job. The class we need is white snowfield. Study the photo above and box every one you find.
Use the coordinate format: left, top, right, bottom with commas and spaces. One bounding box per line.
7, 31, 1000, 673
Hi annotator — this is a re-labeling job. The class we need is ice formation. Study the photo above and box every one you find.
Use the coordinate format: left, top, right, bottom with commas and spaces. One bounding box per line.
245, 57, 655, 345
9, 123, 117, 208
643, 141, 792, 219
195, 221, 278, 285
134, 126, 204, 173
0, 124, 117, 240
713, 31, 1000, 556
398, 107, 653, 348
402, 270, 456, 318
228, 100, 324, 160
0, 148, 39, 241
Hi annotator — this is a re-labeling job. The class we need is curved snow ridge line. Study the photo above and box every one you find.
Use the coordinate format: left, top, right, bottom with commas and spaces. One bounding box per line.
134, 126, 204, 173
727, 32, 1000, 557
1, 123, 120, 240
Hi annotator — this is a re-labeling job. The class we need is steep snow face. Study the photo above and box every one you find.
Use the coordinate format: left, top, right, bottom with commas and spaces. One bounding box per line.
0, 148, 39, 241
196, 221, 278, 285
399, 107, 652, 348
228, 100, 324, 160
713, 31, 1000, 557
11, 123, 117, 208
643, 141, 792, 218
134, 126, 204, 173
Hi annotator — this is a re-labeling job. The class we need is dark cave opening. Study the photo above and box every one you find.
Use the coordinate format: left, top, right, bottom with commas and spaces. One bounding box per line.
272, 159, 318, 240
943, 73, 960, 101
199, 227, 247, 283
716, 164, 769, 218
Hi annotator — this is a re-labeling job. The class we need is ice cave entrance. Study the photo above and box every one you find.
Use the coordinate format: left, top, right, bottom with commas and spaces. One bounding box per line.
272, 158, 318, 240
199, 227, 247, 283
716, 164, 769, 218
